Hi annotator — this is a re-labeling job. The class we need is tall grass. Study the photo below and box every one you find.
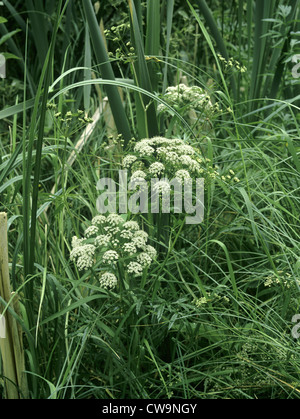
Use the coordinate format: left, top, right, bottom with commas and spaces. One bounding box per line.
0, 0, 300, 399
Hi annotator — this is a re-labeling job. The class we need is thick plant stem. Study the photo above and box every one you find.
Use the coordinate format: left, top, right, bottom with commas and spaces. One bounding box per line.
0, 213, 28, 399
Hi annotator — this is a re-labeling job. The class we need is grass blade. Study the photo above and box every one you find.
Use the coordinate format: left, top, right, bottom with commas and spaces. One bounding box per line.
145, 0, 160, 91
162, 0, 174, 92
192, 0, 237, 98
84, 22, 92, 112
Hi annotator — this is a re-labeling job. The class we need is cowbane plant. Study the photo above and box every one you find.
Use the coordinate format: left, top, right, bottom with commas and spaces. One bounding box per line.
122, 136, 240, 246
157, 84, 221, 124
123, 136, 219, 186
123, 136, 241, 202
70, 213, 157, 290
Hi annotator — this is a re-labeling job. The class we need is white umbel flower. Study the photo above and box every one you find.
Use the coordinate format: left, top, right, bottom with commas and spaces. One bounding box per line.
76, 256, 94, 271
132, 235, 148, 249
159, 84, 215, 115
94, 234, 111, 247
127, 261, 144, 277
132, 170, 147, 178
137, 252, 153, 267
123, 154, 137, 168
149, 162, 165, 176
99, 272, 118, 289
175, 169, 191, 184
144, 245, 157, 260
181, 154, 193, 166
102, 250, 119, 264
70, 213, 157, 281
104, 225, 120, 236
84, 225, 99, 238
131, 170, 147, 181
123, 242, 137, 255
120, 229, 134, 240
153, 180, 171, 194
135, 144, 155, 156
181, 155, 201, 172
134, 230, 148, 241
107, 213, 124, 226
123, 221, 140, 231
177, 144, 195, 156
156, 146, 168, 156
71, 236, 84, 248
133, 139, 152, 151
70, 244, 96, 271
164, 151, 179, 164
92, 215, 106, 226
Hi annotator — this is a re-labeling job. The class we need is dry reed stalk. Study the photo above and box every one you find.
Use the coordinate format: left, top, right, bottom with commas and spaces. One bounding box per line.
0, 212, 28, 399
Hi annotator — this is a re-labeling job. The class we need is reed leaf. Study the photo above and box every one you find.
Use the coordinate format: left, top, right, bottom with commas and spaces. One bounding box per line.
128, 0, 159, 138
26, 0, 64, 280
24, 0, 49, 66
82, 0, 132, 144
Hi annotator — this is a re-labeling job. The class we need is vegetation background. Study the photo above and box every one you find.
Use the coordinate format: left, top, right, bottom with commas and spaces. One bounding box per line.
0, 0, 300, 399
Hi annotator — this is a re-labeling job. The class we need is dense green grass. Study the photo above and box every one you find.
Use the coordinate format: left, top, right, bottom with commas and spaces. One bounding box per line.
0, 0, 300, 399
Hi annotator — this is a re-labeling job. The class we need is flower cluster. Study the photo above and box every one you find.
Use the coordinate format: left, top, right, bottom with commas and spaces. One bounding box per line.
47, 104, 94, 126
123, 136, 219, 182
263, 270, 292, 289
46, 103, 94, 138
103, 21, 136, 63
157, 84, 220, 117
217, 54, 247, 73
193, 291, 230, 309
99, 272, 118, 290
220, 168, 240, 183
70, 243, 96, 271
70, 213, 157, 290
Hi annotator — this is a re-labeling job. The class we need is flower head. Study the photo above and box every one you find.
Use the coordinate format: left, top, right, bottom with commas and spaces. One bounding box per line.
99, 272, 118, 289
70, 214, 156, 284
123, 155, 137, 168
123, 220, 140, 231
143, 245, 157, 260
92, 215, 107, 226
102, 250, 119, 264
127, 261, 144, 277
71, 236, 84, 248
84, 225, 99, 238
94, 234, 111, 247
131, 170, 147, 180
175, 169, 191, 184
132, 235, 148, 249
70, 244, 96, 271
137, 252, 153, 267
107, 213, 124, 226
134, 141, 155, 156
123, 242, 137, 255
153, 180, 171, 194
149, 162, 165, 176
